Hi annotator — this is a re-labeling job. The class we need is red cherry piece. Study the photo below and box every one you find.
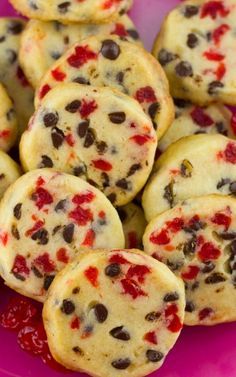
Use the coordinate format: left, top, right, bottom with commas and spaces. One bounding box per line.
72, 191, 95, 205
17, 66, 30, 87
135, 86, 157, 103
33, 253, 56, 273
51, 67, 66, 82
212, 24, 230, 45
109, 254, 129, 264
150, 229, 170, 245
201, 1, 229, 19
11, 255, 30, 279
166, 217, 184, 233
56, 248, 69, 264
130, 134, 152, 146
67, 45, 97, 68
199, 307, 213, 321
39, 84, 51, 99
69, 206, 93, 226
181, 265, 200, 280
81, 229, 95, 247
211, 212, 231, 230
144, 331, 158, 345
126, 265, 151, 284
92, 159, 112, 171
198, 242, 221, 261
203, 50, 224, 61
112, 23, 128, 37
190, 107, 214, 127
84, 266, 99, 287
120, 278, 147, 299
31, 187, 53, 210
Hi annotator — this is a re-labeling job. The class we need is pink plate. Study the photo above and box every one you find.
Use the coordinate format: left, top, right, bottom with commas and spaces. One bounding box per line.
0, 1, 235, 376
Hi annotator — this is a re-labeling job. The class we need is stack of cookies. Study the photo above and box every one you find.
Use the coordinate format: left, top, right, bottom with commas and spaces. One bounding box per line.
0, 0, 235, 376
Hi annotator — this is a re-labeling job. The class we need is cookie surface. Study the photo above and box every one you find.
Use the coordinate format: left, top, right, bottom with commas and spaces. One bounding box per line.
19, 16, 141, 88
0, 18, 34, 134
153, 0, 236, 105
9, 0, 133, 24
0, 169, 124, 302
143, 195, 236, 326
143, 134, 236, 221
159, 99, 235, 153
0, 83, 18, 151
0, 150, 21, 199
35, 35, 174, 139
21, 83, 157, 207
43, 249, 185, 376
118, 203, 147, 249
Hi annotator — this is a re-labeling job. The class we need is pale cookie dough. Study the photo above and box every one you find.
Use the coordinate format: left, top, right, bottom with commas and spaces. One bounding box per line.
0, 150, 21, 199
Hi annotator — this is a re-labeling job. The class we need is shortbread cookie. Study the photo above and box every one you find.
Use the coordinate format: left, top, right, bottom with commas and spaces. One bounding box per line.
159, 100, 235, 152
0, 169, 124, 302
143, 134, 236, 221
20, 84, 157, 207
0, 83, 18, 151
9, 0, 133, 24
19, 16, 141, 88
118, 203, 147, 249
0, 150, 21, 198
153, 0, 236, 105
35, 35, 174, 139
43, 249, 185, 376
0, 18, 34, 134
144, 195, 236, 325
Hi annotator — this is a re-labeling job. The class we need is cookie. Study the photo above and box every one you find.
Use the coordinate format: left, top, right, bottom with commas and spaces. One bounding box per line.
19, 16, 141, 88
142, 134, 236, 221
20, 83, 157, 207
9, 0, 133, 24
43, 249, 185, 376
153, 0, 236, 105
0, 169, 124, 302
0, 18, 34, 134
143, 195, 236, 325
35, 35, 174, 139
0, 150, 21, 199
0, 83, 18, 152
159, 99, 235, 153
118, 203, 147, 249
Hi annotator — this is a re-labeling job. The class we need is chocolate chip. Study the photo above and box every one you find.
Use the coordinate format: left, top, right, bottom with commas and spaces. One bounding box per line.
39, 155, 53, 168
116, 178, 130, 190
31, 229, 49, 245
216, 121, 227, 136
72, 287, 80, 294
77, 120, 90, 138
52, 225, 61, 235
61, 299, 75, 314
63, 223, 74, 243
8, 21, 23, 35
51, 51, 62, 60
73, 76, 90, 85
12, 272, 25, 281
108, 112, 126, 124
185, 301, 195, 312
148, 102, 160, 119
107, 192, 117, 204
101, 172, 110, 188
208, 81, 224, 95
127, 29, 139, 40
93, 304, 108, 323
146, 350, 164, 363
183, 236, 197, 256
32, 266, 43, 278
217, 178, 230, 189
116, 71, 124, 84
55, 199, 67, 212
84, 129, 95, 148
101, 40, 120, 60
11, 225, 20, 240
158, 49, 177, 66
229, 182, 236, 195
73, 164, 87, 176
167, 259, 183, 271
65, 100, 81, 113
184, 5, 199, 18
187, 33, 199, 49
0, 36, 5, 43
218, 232, 236, 240
51, 127, 65, 149
96, 141, 108, 155
127, 163, 141, 177
175, 61, 193, 77
205, 273, 226, 284
110, 326, 130, 341
44, 275, 55, 290
72, 346, 83, 355
174, 98, 190, 108
163, 181, 174, 207
58, 2, 71, 13
105, 263, 121, 277
163, 292, 179, 302
145, 312, 161, 321
43, 112, 59, 127
7, 50, 17, 64
13, 203, 22, 220
111, 358, 131, 370
202, 261, 215, 273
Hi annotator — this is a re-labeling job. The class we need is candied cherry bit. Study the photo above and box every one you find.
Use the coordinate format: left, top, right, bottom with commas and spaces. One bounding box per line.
32, 187, 53, 210
92, 159, 112, 171
56, 248, 69, 264
121, 278, 147, 299
201, 1, 229, 19
166, 217, 184, 233
212, 24, 230, 45
109, 254, 129, 265
25, 219, 44, 237
211, 212, 231, 230
215, 62, 226, 81
72, 191, 95, 205
51, 67, 66, 82
190, 107, 214, 127
17, 66, 30, 87
231, 112, 236, 135
0, 231, 8, 246
150, 229, 170, 245
130, 134, 152, 146
81, 229, 95, 247
112, 23, 128, 37
135, 86, 157, 103
126, 265, 151, 284
165, 304, 182, 333
102, 0, 122, 9
199, 307, 213, 321
67, 45, 97, 68
39, 84, 51, 99
33, 253, 56, 273
203, 50, 224, 61
71, 316, 80, 330
218, 142, 236, 164
144, 331, 158, 345
69, 206, 93, 226
181, 265, 200, 280
198, 242, 221, 261
79, 99, 97, 119
12, 255, 30, 279
84, 266, 99, 287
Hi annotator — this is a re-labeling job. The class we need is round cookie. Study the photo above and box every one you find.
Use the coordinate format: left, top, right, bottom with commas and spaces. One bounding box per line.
0, 169, 124, 302
0, 83, 18, 152
153, 0, 236, 105
9, 0, 133, 24
142, 134, 236, 221
143, 195, 236, 326
0, 150, 21, 199
20, 83, 157, 207
0, 18, 34, 134
159, 99, 236, 153
35, 35, 174, 139
43, 249, 185, 376
19, 16, 142, 88
118, 203, 147, 249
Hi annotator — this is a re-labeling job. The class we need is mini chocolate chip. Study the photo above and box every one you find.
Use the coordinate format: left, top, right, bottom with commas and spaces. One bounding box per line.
0, 36, 5, 43
61, 299, 75, 314
148, 102, 160, 119
218, 232, 236, 240
158, 49, 177, 66
205, 273, 226, 284
175, 61, 193, 77
77, 120, 90, 138
185, 301, 195, 312
229, 182, 236, 195
110, 326, 130, 341
31, 229, 49, 245
174, 98, 191, 108
74, 164, 87, 176
127, 29, 139, 40
105, 263, 121, 277
72, 287, 80, 294
101, 40, 120, 60
183, 236, 197, 256
96, 141, 108, 154
191, 281, 199, 291
111, 358, 131, 370
208, 81, 224, 95
58, 2, 71, 13
202, 261, 215, 273
73, 76, 90, 85
216, 121, 227, 136
167, 259, 183, 271
44, 275, 55, 290
84, 129, 96, 148
108, 112, 126, 124
93, 304, 108, 323
107, 192, 117, 204
146, 350, 164, 363
0, 173, 5, 180
13, 203, 22, 220
116, 178, 130, 190
72, 346, 83, 355
63, 223, 74, 243
32, 266, 43, 278
217, 178, 230, 189
65, 100, 81, 113
163, 181, 174, 207
127, 163, 141, 177
39, 155, 53, 168
163, 292, 179, 302
7, 50, 17, 64
52, 225, 61, 235
184, 5, 199, 17
51, 51, 62, 60
145, 312, 161, 321
101, 172, 110, 188
12, 272, 25, 281
187, 33, 199, 48
55, 199, 67, 212
43, 112, 59, 127
11, 225, 20, 240
8, 21, 23, 35
116, 71, 124, 84
51, 127, 65, 149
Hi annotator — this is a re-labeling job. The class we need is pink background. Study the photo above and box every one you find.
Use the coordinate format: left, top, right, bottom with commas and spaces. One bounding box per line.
0, 1, 235, 377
